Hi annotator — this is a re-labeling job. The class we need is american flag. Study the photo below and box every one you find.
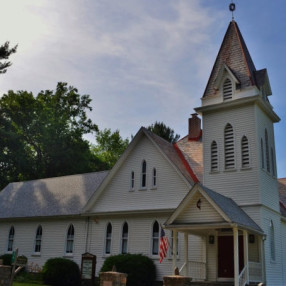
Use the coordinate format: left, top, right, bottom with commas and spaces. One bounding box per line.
159, 228, 169, 263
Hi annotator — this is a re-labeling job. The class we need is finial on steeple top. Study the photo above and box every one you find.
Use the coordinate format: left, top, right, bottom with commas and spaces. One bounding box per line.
229, 1, 236, 20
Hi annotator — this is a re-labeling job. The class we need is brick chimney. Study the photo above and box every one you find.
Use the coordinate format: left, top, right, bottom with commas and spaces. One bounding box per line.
188, 113, 201, 140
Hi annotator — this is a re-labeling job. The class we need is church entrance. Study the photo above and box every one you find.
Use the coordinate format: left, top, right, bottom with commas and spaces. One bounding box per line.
218, 235, 244, 279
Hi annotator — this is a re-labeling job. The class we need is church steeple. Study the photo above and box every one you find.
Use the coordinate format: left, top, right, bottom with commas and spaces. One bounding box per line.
203, 21, 257, 99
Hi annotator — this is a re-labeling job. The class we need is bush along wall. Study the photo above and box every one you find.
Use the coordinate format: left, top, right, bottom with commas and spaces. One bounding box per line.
100, 253, 156, 286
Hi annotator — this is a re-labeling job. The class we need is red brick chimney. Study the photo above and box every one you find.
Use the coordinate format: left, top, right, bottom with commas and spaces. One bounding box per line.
188, 113, 202, 140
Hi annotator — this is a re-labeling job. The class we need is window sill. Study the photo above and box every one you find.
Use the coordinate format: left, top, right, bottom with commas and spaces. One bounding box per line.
63, 253, 74, 258
150, 186, 157, 190
223, 168, 237, 173
209, 170, 219, 174
32, 253, 41, 257
240, 167, 251, 171
139, 188, 147, 191
129, 189, 135, 192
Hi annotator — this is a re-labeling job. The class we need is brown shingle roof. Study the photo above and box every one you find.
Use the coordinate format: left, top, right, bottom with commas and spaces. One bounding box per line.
176, 135, 203, 182
203, 21, 256, 98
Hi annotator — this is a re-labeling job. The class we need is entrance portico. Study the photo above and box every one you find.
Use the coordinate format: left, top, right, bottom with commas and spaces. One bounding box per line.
164, 183, 265, 286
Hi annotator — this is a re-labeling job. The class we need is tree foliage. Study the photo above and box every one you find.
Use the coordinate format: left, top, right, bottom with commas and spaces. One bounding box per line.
0, 41, 17, 74
91, 128, 129, 169
147, 121, 180, 143
0, 82, 99, 190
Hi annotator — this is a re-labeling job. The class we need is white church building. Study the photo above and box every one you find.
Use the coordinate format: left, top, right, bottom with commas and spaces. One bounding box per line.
1, 20, 286, 286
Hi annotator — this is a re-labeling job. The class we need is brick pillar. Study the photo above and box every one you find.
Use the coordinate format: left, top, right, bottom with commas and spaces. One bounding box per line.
163, 275, 191, 286
100, 271, 127, 286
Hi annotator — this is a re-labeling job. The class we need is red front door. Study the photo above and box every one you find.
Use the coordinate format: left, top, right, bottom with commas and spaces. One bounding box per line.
218, 235, 244, 279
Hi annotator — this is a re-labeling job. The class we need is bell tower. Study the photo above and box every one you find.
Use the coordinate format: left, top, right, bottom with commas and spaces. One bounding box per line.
195, 20, 280, 213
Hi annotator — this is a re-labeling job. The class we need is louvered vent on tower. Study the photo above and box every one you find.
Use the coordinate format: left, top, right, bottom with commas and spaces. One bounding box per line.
224, 124, 235, 169
211, 141, 218, 171
241, 136, 249, 168
223, 78, 232, 100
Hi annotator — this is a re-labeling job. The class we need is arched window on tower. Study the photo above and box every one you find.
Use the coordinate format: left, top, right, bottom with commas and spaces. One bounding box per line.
224, 123, 235, 169
241, 136, 250, 168
211, 141, 218, 171
265, 129, 270, 172
261, 138, 264, 169
271, 148, 275, 176
270, 220, 275, 261
223, 78, 233, 100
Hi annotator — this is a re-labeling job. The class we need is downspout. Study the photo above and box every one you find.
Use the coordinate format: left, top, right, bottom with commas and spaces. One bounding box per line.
85, 216, 90, 253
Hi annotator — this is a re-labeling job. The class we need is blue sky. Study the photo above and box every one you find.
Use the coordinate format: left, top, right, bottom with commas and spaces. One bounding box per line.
0, 0, 286, 178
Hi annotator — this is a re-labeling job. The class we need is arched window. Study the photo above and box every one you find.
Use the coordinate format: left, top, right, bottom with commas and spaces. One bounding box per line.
261, 138, 264, 169
141, 160, 147, 188
265, 129, 270, 172
271, 148, 275, 176
121, 222, 128, 254
152, 168, 157, 187
211, 141, 218, 171
7, 226, 15, 252
66, 224, 74, 254
270, 220, 275, 261
105, 223, 112, 254
241, 136, 250, 168
34, 225, 42, 253
130, 171, 135, 190
152, 221, 159, 255
224, 123, 235, 169
223, 78, 232, 100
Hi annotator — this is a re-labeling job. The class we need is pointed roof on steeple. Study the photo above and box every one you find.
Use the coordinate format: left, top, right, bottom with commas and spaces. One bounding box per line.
203, 20, 258, 98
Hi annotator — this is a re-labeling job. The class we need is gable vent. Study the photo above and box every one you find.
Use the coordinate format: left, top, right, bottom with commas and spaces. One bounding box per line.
224, 124, 235, 169
211, 141, 218, 171
223, 78, 232, 100
241, 136, 250, 168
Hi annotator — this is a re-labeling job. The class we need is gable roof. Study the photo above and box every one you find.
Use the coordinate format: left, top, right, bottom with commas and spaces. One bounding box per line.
83, 127, 200, 212
203, 20, 257, 98
0, 171, 109, 219
165, 183, 263, 234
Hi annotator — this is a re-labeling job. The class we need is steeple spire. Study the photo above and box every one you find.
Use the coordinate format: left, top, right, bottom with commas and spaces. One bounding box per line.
202, 21, 257, 98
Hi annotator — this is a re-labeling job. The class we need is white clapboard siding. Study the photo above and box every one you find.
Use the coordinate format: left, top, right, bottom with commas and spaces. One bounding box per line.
261, 208, 284, 286
87, 215, 205, 280
0, 218, 87, 269
203, 104, 260, 206
255, 105, 280, 212
281, 221, 286, 285
90, 136, 190, 213
175, 192, 223, 224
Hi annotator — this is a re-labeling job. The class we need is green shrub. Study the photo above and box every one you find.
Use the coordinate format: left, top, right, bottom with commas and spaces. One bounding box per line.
100, 253, 156, 286
0, 254, 12, 265
42, 257, 81, 286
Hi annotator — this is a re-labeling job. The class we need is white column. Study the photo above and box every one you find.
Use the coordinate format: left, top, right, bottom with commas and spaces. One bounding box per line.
233, 227, 239, 286
184, 232, 189, 276
243, 230, 249, 283
172, 230, 178, 272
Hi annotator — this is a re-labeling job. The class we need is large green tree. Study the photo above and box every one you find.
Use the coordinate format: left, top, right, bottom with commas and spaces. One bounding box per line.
0, 41, 17, 73
0, 82, 99, 189
91, 128, 129, 170
147, 121, 180, 143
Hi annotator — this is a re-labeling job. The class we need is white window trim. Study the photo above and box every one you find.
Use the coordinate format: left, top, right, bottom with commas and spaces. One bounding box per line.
65, 224, 74, 255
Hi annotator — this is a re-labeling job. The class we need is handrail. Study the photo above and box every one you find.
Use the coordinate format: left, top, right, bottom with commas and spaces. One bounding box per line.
238, 263, 248, 286
179, 262, 187, 274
